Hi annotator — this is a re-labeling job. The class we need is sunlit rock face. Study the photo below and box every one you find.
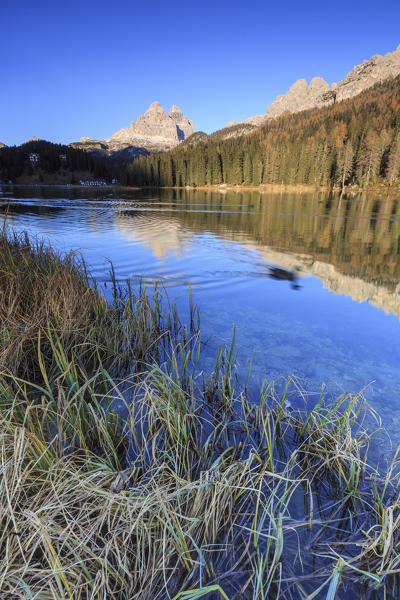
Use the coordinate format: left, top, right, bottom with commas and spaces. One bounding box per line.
265, 45, 400, 120
334, 44, 400, 102
218, 45, 400, 140
266, 77, 330, 119
107, 102, 194, 152
168, 105, 194, 141
72, 102, 194, 155
241, 114, 267, 126
133, 102, 178, 140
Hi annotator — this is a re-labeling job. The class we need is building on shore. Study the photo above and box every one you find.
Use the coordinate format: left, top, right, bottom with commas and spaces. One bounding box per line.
79, 179, 107, 186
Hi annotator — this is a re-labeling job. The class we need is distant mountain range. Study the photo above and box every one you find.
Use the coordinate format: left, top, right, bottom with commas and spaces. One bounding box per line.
127, 70, 400, 189
69, 102, 194, 157
267, 44, 400, 116
1, 43, 400, 156
69, 43, 400, 155
211, 43, 400, 140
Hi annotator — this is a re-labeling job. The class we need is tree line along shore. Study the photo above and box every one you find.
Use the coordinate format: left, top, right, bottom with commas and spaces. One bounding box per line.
2, 76, 400, 192
125, 76, 400, 190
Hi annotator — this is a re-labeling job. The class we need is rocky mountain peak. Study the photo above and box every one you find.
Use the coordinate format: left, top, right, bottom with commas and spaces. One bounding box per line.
290, 78, 308, 91
334, 45, 400, 102
266, 77, 329, 119
104, 101, 195, 152
145, 101, 166, 116
139, 101, 168, 122
309, 76, 328, 90
135, 102, 175, 138
264, 43, 400, 120
223, 44, 400, 140
169, 105, 194, 140
169, 105, 183, 116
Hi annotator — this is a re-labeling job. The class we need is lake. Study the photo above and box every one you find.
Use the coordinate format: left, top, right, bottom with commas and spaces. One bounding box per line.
1, 184, 400, 451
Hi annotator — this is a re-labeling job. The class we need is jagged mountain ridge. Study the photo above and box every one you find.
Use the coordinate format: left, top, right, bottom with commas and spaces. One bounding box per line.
72, 43, 400, 154
266, 44, 400, 119
216, 43, 400, 140
72, 102, 194, 156
127, 74, 400, 188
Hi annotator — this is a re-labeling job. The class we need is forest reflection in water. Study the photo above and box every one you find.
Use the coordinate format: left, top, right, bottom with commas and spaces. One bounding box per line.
1, 185, 400, 448
113, 188, 400, 317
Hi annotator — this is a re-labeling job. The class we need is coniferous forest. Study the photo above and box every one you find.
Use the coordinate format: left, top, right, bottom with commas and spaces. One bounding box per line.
124, 75, 400, 189
0, 140, 114, 183
2, 76, 400, 190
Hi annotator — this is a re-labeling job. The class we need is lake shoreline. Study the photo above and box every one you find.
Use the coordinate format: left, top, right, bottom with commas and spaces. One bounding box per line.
0, 228, 399, 598
3, 181, 400, 196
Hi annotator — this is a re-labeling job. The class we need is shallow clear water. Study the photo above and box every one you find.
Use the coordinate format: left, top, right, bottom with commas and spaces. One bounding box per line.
1, 184, 400, 447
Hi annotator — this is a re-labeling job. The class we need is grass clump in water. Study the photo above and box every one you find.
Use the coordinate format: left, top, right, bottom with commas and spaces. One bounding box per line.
0, 230, 197, 381
0, 230, 399, 599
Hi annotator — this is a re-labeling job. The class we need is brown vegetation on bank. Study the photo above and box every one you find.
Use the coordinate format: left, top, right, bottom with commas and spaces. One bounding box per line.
0, 231, 399, 598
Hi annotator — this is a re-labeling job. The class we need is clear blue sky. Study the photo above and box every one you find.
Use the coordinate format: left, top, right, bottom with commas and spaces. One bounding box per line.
1, 0, 399, 146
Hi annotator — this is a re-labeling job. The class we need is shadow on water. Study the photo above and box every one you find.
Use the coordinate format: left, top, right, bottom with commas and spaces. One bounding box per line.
267, 266, 302, 289
0, 202, 66, 215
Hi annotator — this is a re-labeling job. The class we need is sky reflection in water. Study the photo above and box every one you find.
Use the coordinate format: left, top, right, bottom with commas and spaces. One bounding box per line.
1, 185, 400, 451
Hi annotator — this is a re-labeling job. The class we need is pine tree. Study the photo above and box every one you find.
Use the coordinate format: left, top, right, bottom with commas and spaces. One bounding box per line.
356, 130, 383, 186
336, 139, 354, 190
386, 132, 400, 185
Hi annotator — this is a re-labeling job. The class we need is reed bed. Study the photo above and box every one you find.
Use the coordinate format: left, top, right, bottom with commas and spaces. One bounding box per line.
0, 230, 198, 381
0, 230, 399, 599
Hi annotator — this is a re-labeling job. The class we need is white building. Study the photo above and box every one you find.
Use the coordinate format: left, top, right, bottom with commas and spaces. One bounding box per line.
79, 179, 107, 186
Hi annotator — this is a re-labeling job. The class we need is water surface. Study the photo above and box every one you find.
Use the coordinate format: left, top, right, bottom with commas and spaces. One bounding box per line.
1, 185, 400, 447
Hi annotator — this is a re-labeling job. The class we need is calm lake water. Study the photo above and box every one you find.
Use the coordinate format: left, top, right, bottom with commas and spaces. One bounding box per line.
1, 185, 400, 450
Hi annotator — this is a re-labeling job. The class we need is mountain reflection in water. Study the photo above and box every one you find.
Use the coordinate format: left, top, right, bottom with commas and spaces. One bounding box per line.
113, 190, 400, 318
1, 185, 400, 447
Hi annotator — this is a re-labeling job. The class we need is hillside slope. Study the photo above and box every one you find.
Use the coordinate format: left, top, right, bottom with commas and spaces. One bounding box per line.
210, 43, 400, 140
124, 76, 400, 189
0, 140, 115, 184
